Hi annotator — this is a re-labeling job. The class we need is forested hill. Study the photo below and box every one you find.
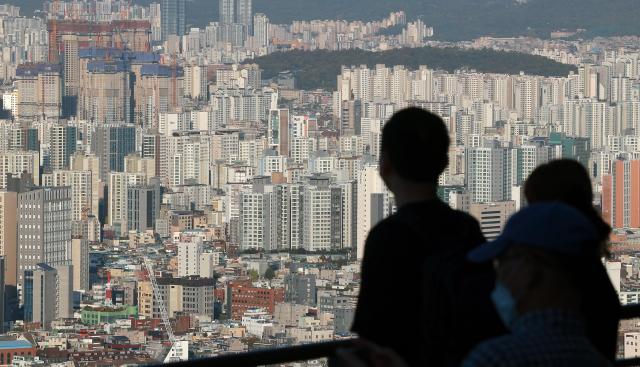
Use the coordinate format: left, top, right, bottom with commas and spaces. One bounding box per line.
249, 47, 577, 91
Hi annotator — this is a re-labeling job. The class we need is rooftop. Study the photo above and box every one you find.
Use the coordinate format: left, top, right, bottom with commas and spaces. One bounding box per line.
87, 60, 129, 73
16, 63, 61, 77
0, 340, 33, 350
141, 63, 185, 77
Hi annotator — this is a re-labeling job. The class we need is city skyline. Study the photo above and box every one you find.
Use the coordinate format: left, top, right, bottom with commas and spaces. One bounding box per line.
0, 0, 637, 365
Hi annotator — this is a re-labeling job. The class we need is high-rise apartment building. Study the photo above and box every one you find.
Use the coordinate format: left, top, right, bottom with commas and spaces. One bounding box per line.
177, 238, 203, 277
0, 192, 17, 289
466, 145, 513, 204
134, 64, 184, 128
127, 184, 161, 233
184, 64, 208, 100
269, 109, 290, 157
91, 124, 136, 181
42, 170, 93, 221
235, 0, 252, 35
253, 13, 269, 47
150, 3, 162, 42
108, 172, 146, 235
0, 151, 40, 189
301, 181, 342, 252
125, 154, 157, 178
602, 158, 640, 229
71, 238, 89, 292
549, 132, 591, 167
0, 257, 4, 333
28, 264, 73, 329
78, 60, 131, 124
17, 187, 72, 287
219, 0, 235, 24
512, 142, 550, 186
62, 35, 79, 117
340, 99, 362, 136
70, 153, 101, 217
15, 64, 62, 120
237, 180, 342, 252
161, 0, 186, 40
238, 191, 265, 251
49, 125, 78, 171
356, 163, 390, 259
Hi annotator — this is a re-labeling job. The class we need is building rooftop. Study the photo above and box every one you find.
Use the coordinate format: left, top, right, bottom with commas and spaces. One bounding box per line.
16, 63, 61, 77
140, 63, 184, 77
87, 60, 129, 73
79, 48, 161, 64
0, 340, 33, 349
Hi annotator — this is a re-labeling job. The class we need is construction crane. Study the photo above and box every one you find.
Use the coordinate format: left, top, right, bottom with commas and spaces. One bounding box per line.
143, 258, 187, 363
113, 0, 132, 49
104, 270, 113, 306
120, 0, 131, 20
48, 0, 60, 63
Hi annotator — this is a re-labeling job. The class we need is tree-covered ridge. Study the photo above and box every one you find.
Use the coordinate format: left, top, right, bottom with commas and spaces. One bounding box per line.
250, 47, 577, 91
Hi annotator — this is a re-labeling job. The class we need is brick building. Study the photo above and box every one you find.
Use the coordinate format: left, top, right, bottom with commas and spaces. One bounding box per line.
0, 340, 36, 365
227, 280, 284, 320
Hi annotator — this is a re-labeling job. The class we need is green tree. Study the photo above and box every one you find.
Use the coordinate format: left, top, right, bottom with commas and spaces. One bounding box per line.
250, 47, 576, 91
264, 267, 276, 280
249, 269, 259, 281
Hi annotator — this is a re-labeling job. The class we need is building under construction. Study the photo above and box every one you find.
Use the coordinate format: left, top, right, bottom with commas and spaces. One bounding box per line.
48, 20, 151, 63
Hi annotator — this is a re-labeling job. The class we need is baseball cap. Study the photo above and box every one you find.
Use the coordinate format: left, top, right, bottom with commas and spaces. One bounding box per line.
467, 202, 599, 263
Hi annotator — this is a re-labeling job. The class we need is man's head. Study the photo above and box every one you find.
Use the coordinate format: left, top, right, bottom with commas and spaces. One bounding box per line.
494, 246, 582, 320
467, 203, 599, 325
379, 108, 449, 192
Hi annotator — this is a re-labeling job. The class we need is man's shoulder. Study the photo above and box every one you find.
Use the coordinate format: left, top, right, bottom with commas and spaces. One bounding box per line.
465, 333, 611, 367
368, 203, 481, 241
402, 201, 479, 223
463, 335, 522, 367
365, 214, 414, 247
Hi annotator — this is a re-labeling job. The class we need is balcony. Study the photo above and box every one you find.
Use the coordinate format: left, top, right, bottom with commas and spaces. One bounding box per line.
159, 304, 640, 367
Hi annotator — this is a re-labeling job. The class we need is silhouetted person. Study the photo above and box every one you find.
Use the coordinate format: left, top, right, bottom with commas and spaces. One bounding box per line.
463, 203, 611, 367
352, 107, 504, 367
524, 159, 620, 362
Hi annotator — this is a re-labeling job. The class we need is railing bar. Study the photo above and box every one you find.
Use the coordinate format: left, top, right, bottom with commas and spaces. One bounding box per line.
620, 305, 640, 320
162, 340, 356, 367
155, 305, 640, 367
615, 358, 640, 366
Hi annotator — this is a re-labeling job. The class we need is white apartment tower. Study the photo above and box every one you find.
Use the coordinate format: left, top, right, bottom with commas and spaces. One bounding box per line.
466, 146, 512, 204
177, 238, 204, 277
17, 187, 72, 287
356, 163, 389, 259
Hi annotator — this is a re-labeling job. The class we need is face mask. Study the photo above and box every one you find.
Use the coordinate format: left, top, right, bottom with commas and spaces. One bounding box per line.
491, 281, 518, 329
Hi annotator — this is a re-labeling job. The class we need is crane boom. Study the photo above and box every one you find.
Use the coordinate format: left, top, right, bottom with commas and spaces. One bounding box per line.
143, 258, 186, 362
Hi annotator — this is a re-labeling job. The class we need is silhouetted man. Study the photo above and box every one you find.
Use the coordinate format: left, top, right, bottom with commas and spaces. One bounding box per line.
352, 107, 503, 366
463, 203, 611, 367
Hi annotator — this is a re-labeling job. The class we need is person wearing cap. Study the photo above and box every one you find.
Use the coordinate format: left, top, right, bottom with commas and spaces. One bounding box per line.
525, 159, 620, 362
462, 202, 611, 367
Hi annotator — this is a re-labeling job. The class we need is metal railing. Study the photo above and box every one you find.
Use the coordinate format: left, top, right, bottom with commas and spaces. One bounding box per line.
166, 339, 355, 367
160, 305, 640, 367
